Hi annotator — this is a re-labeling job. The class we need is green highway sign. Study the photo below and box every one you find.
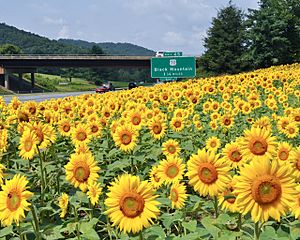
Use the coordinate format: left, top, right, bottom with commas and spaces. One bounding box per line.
163, 52, 182, 57
151, 57, 196, 78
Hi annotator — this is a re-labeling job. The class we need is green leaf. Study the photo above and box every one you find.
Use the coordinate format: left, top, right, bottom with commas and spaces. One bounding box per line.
145, 225, 165, 238
290, 226, 300, 240
260, 226, 277, 240
0, 226, 13, 237
182, 220, 197, 232
201, 216, 220, 239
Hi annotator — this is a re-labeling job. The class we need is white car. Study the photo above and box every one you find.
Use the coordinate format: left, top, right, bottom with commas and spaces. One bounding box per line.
155, 51, 164, 57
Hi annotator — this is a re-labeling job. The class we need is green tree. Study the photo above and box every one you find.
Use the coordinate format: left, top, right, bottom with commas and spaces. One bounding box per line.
201, 2, 247, 74
0, 44, 21, 54
90, 45, 104, 55
245, 0, 300, 68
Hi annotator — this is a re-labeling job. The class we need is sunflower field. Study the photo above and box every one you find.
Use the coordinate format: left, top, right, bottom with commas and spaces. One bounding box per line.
0, 63, 299, 240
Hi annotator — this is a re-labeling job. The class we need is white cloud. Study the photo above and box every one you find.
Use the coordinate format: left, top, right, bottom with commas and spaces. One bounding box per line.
43, 16, 64, 25
162, 31, 186, 46
58, 25, 70, 39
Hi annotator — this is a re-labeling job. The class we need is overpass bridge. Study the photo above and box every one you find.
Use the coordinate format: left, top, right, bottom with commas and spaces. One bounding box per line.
0, 54, 153, 90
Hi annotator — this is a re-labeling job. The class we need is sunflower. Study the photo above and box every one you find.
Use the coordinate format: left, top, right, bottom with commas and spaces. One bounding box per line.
169, 182, 188, 209
127, 110, 144, 129
149, 166, 163, 189
157, 156, 185, 185
162, 139, 181, 157
71, 124, 91, 146
233, 159, 298, 223
276, 142, 292, 162
291, 186, 300, 219
222, 141, 245, 168
0, 174, 33, 226
113, 124, 138, 152
218, 181, 239, 213
65, 153, 100, 192
104, 174, 160, 234
19, 129, 39, 160
186, 148, 231, 197
148, 116, 166, 140
290, 146, 300, 180
206, 136, 221, 152
240, 127, 277, 162
58, 193, 69, 218
58, 119, 73, 137
283, 122, 299, 139
28, 122, 57, 149
87, 182, 102, 206
89, 121, 102, 138
170, 117, 185, 132
0, 129, 8, 153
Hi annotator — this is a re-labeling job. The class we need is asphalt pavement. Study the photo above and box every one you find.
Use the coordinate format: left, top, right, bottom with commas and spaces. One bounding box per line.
1, 91, 94, 104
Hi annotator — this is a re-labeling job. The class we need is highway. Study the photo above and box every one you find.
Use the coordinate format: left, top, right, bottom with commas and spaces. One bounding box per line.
2, 91, 94, 104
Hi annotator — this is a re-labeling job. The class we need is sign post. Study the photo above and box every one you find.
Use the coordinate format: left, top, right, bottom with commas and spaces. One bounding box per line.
151, 56, 196, 79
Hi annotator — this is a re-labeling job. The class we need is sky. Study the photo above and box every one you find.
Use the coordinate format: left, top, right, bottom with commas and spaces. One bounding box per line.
0, 0, 259, 55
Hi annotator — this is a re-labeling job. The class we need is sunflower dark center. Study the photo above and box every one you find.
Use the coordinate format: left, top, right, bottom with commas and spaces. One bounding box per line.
120, 192, 145, 218
74, 166, 90, 182
249, 139, 268, 155
251, 175, 281, 204
7, 191, 21, 211
121, 132, 132, 145
174, 121, 181, 128
198, 163, 218, 184
170, 189, 179, 202
229, 150, 242, 162
77, 132, 87, 141
24, 137, 33, 151
153, 123, 162, 134
296, 158, 300, 171
132, 116, 141, 125
278, 149, 289, 161
223, 189, 236, 204
210, 141, 217, 148
224, 118, 231, 126
166, 164, 179, 178
91, 125, 98, 133
63, 124, 70, 132
167, 145, 176, 154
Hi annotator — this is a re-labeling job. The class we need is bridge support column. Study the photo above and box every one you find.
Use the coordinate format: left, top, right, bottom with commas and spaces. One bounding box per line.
4, 73, 9, 89
18, 73, 23, 90
31, 73, 35, 89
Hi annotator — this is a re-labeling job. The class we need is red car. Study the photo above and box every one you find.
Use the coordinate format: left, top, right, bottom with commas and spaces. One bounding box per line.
95, 82, 115, 93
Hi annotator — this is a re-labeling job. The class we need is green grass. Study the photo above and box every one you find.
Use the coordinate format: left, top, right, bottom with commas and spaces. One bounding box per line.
0, 87, 12, 95
24, 73, 154, 92
24, 73, 97, 92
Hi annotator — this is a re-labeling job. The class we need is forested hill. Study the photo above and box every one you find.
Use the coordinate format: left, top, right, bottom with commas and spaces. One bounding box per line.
58, 39, 155, 56
0, 23, 155, 55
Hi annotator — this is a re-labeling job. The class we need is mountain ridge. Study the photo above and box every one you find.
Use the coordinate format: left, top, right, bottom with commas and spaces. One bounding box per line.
0, 23, 155, 55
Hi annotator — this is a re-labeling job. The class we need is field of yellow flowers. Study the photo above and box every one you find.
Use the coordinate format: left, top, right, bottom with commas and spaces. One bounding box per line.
0, 63, 299, 239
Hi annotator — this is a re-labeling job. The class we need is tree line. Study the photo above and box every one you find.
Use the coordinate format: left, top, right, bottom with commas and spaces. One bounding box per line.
201, 0, 300, 75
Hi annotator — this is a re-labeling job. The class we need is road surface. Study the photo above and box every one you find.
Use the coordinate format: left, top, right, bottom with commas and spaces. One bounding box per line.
2, 91, 94, 104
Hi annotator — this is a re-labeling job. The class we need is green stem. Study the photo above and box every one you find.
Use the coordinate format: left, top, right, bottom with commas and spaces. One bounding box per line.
17, 225, 24, 240
213, 196, 219, 218
139, 231, 144, 240
31, 205, 42, 240
37, 147, 45, 205
254, 221, 260, 240
238, 213, 242, 229
73, 205, 80, 239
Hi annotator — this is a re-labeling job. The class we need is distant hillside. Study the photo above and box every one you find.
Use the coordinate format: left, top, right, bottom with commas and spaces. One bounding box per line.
58, 39, 155, 56
0, 23, 155, 55
0, 23, 87, 54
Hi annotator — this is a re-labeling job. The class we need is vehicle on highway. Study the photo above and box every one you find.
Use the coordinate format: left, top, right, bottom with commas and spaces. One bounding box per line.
95, 82, 115, 93
128, 82, 137, 90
